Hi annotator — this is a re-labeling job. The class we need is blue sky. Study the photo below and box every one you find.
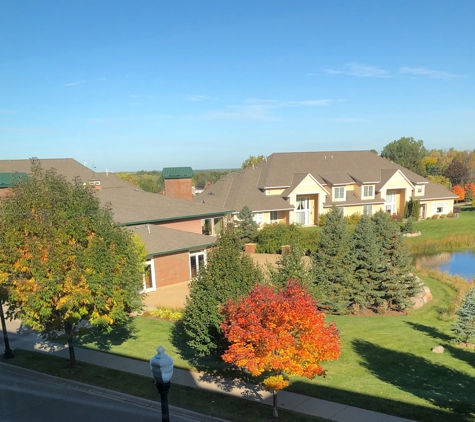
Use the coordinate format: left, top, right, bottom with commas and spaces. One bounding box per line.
1, 1, 474, 171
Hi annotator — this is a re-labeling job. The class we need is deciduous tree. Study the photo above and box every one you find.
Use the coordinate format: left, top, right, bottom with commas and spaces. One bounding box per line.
0, 160, 146, 367
241, 155, 265, 169
452, 185, 466, 203
221, 280, 340, 418
380, 137, 428, 175
182, 228, 263, 357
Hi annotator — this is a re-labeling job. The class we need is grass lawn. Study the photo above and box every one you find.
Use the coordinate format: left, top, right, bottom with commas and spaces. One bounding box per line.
69, 275, 475, 422
405, 205, 475, 252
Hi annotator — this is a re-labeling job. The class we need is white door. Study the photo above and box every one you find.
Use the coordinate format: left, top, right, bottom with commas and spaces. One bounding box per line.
296, 197, 310, 225
386, 191, 397, 215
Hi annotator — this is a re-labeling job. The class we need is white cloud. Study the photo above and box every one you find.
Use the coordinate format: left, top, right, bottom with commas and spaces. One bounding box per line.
64, 80, 87, 86
186, 95, 210, 101
399, 67, 461, 79
325, 64, 390, 78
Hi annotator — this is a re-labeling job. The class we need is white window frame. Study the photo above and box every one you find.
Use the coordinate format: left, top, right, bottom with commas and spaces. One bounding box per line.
142, 259, 156, 293
190, 251, 207, 279
362, 205, 373, 216
333, 187, 345, 201
432, 202, 448, 214
295, 196, 310, 225
363, 185, 374, 198
253, 212, 264, 226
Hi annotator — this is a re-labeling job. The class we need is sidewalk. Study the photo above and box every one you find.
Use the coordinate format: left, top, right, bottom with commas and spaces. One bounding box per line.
2, 317, 415, 422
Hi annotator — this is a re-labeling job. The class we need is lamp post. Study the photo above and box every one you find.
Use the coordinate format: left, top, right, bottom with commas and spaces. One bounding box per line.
0, 299, 14, 359
150, 346, 174, 422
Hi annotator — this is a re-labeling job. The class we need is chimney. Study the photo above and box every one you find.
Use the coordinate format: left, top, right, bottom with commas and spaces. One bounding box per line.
162, 167, 194, 201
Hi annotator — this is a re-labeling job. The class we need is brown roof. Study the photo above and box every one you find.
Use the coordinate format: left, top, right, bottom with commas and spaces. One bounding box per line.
131, 225, 216, 256
195, 150, 456, 212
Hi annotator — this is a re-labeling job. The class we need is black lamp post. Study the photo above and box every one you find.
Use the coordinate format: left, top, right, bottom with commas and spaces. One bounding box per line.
0, 300, 14, 359
150, 346, 174, 422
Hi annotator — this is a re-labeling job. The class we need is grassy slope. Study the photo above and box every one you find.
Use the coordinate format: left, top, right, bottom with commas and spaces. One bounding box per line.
73, 276, 475, 422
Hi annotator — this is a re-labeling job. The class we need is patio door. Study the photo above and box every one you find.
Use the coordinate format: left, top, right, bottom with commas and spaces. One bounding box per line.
296, 196, 310, 225
386, 191, 397, 215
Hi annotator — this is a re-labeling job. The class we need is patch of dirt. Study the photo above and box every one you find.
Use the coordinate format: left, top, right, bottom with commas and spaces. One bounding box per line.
457, 342, 475, 350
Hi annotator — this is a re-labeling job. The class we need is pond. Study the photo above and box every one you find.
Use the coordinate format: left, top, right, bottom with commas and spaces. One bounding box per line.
415, 251, 475, 281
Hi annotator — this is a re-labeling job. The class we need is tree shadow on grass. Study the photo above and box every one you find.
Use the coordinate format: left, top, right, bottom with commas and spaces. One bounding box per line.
405, 321, 453, 342
74, 320, 139, 352
444, 343, 475, 368
352, 339, 475, 418
169, 321, 267, 401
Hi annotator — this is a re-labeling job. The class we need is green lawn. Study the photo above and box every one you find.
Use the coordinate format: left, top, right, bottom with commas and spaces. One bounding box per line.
70, 276, 475, 422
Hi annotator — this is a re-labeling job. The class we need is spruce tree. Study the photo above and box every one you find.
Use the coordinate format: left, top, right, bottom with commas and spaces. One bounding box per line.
452, 288, 475, 345
351, 214, 382, 311
236, 205, 259, 243
182, 228, 263, 357
311, 206, 355, 314
372, 211, 420, 311
267, 240, 311, 289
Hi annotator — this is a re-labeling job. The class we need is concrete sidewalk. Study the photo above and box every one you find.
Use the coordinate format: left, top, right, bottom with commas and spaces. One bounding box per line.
2, 318, 415, 422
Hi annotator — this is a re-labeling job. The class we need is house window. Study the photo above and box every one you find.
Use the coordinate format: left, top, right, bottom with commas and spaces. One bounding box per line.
334, 187, 345, 201
201, 218, 211, 235
433, 202, 447, 214
362, 205, 373, 215
416, 185, 424, 195
142, 260, 155, 292
253, 212, 264, 226
213, 217, 223, 235
363, 185, 374, 198
270, 211, 278, 222
190, 251, 206, 278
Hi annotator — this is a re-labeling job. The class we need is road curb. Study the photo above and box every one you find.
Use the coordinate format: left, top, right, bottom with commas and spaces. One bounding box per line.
0, 362, 229, 422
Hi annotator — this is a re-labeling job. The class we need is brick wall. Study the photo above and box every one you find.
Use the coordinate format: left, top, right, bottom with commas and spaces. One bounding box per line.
153, 252, 190, 287
164, 178, 193, 201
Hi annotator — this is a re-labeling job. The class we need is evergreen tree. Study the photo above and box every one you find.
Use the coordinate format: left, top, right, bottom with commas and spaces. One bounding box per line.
182, 228, 263, 357
452, 288, 475, 345
351, 214, 382, 311
372, 211, 420, 311
266, 240, 311, 289
310, 207, 355, 314
236, 205, 259, 243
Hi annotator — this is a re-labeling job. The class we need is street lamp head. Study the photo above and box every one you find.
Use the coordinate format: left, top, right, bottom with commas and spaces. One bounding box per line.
150, 345, 174, 384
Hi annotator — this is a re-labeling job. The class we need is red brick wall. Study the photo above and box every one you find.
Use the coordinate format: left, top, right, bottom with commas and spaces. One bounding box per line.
153, 252, 190, 287
160, 219, 202, 234
164, 178, 193, 201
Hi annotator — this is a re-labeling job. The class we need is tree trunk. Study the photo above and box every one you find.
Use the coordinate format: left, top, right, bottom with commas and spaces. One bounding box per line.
64, 321, 76, 368
272, 390, 279, 418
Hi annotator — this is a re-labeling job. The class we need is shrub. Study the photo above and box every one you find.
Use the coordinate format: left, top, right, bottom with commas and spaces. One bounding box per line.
447, 212, 455, 218
256, 223, 319, 254
318, 213, 327, 226
148, 307, 183, 321
432, 214, 440, 219
347, 212, 361, 225
440, 214, 447, 219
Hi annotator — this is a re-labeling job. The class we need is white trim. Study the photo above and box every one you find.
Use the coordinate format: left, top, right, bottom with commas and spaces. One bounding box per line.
141, 259, 156, 293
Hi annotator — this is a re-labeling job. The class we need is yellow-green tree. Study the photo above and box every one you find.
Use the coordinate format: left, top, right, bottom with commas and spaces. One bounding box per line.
0, 160, 146, 367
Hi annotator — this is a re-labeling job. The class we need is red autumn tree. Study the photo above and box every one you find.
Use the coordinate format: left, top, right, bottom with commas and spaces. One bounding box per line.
452, 185, 466, 202
220, 280, 341, 418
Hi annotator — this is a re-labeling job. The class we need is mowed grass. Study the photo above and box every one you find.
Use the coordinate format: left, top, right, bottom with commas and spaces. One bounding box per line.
72, 276, 475, 422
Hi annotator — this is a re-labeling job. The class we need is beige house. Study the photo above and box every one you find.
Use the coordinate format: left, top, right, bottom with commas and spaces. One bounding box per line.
195, 151, 458, 224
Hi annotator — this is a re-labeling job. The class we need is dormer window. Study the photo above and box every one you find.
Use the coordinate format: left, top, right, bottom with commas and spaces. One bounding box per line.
363, 185, 374, 198
416, 185, 425, 196
334, 187, 345, 201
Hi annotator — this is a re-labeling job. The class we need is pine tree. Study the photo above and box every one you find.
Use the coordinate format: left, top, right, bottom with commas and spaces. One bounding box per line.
372, 211, 420, 312
182, 228, 263, 357
452, 288, 475, 345
311, 207, 355, 314
236, 205, 259, 243
351, 214, 382, 311
266, 240, 311, 288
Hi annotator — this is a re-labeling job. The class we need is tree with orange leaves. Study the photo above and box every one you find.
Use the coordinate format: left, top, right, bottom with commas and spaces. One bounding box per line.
464, 182, 475, 203
220, 280, 341, 417
452, 185, 466, 203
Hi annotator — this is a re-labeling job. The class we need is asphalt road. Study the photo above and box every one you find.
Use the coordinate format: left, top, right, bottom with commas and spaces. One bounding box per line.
0, 363, 221, 422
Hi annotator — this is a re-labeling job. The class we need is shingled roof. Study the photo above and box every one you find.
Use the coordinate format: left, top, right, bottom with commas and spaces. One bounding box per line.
195, 150, 457, 211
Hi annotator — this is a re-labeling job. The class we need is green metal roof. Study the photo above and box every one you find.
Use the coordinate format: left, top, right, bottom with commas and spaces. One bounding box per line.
0, 172, 28, 188
162, 167, 194, 179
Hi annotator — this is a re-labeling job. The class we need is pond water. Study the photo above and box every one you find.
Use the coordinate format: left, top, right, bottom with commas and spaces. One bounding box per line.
415, 251, 475, 281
